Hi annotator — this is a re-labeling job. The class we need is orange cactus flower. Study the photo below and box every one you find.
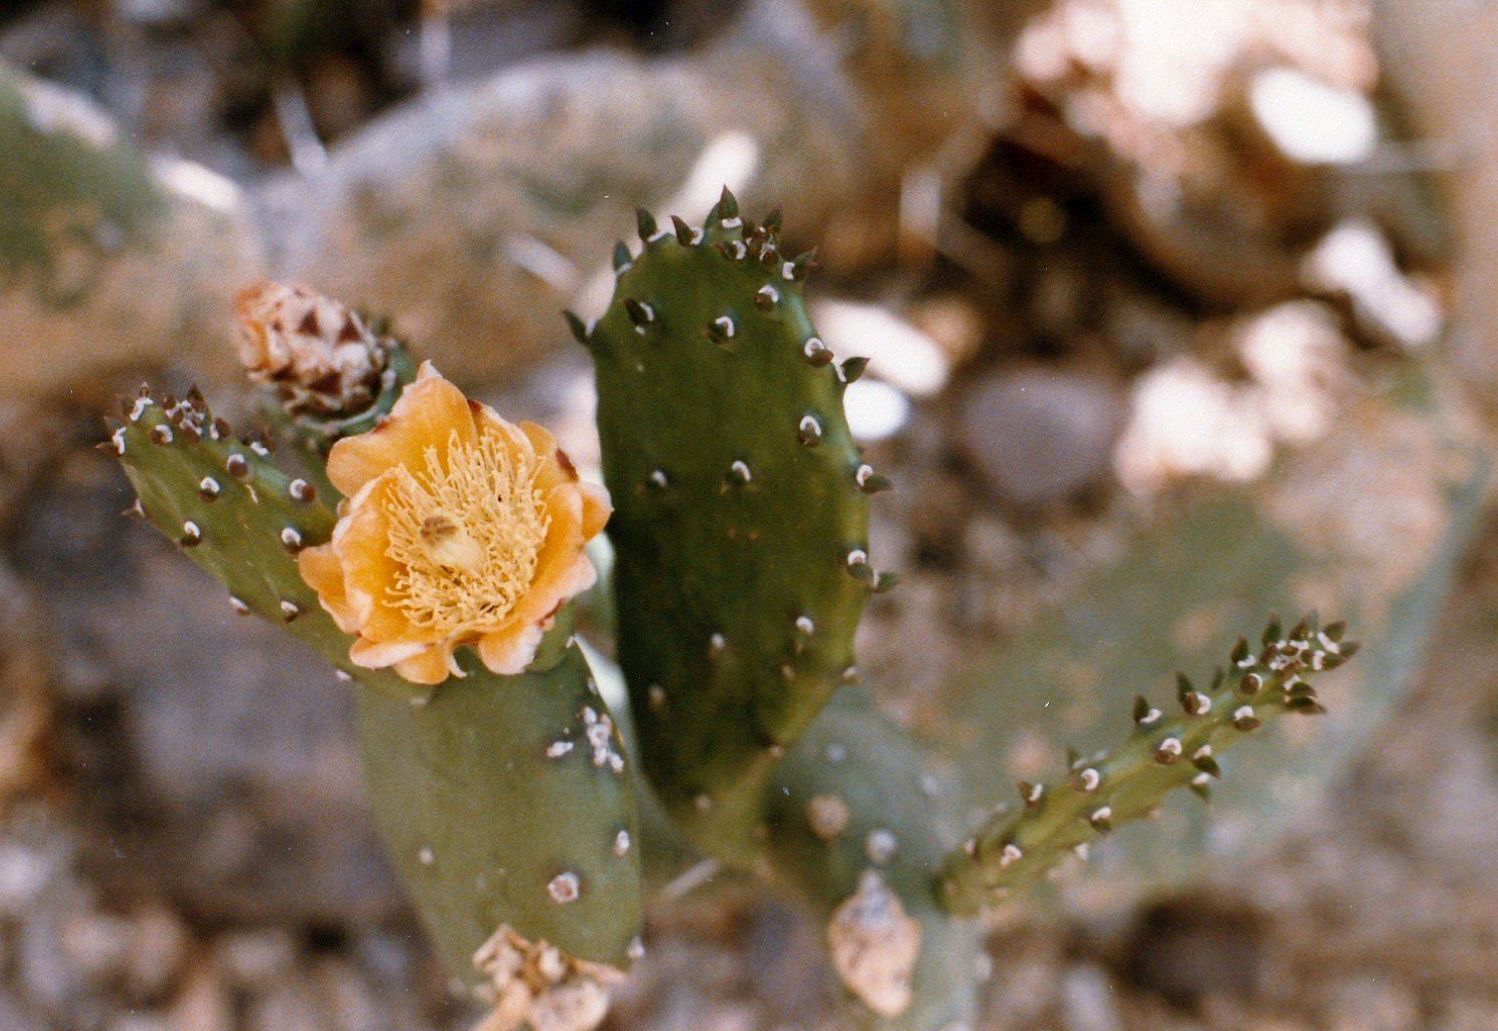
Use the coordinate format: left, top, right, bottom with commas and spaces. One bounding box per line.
297, 363, 610, 685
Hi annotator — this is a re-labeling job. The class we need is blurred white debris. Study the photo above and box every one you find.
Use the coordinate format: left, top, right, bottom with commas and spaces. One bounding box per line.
666, 131, 762, 225
1114, 358, 1272, 491
1061, 964, 1123, 1031
660, 859, 721, 902
812, 299, 949, 397
1303, 219, 1443, 350
1233, 301, 1350, 443
419, 7, 453, 93
110, 0, 197, 29
1116, 300, 1353, 493
844, 380, 911, 442
154, 159, 243, 214
271, 79, 328, 177
503, 235, 580, 292
899, 165, 943, 262
1249, 67, 1378, 165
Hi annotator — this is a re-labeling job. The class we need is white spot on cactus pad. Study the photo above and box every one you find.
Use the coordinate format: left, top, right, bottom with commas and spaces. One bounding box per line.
865, 829, 898, 865
827, 870, 922, 1019
580, 706, 623, 774
807, 794, 851, 841
472, 924, 623, 1031
547, 872, 580, 904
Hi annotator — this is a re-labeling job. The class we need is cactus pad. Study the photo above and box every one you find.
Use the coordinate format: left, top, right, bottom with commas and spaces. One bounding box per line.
584, 190, 882, 861
766, 694, 981, 1030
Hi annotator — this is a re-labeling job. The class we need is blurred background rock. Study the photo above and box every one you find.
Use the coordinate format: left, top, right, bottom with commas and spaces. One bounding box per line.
3, 0, 1497, 1028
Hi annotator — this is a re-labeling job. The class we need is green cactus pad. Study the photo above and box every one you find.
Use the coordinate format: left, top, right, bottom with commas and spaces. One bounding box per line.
585, 190, 881, 861
108, 390, 643, 976
766, 693, 981, 1030
935, 614, 1354, 914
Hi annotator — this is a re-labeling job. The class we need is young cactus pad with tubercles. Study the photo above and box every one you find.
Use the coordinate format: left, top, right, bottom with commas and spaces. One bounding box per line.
105, 386, 644, 1008
936, 613, 1355, 914
581, 189, 891, 862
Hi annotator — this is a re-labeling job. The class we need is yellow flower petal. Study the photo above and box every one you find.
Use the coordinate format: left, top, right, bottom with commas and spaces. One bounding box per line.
395, 645, 458, 685
325, 362, 477, 497
297, 543, 359, 634
477, 623, 547, 676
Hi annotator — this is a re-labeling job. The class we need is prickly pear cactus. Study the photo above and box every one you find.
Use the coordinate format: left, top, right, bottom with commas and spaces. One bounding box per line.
106, 390, 643, 995
936, 615, 1355, 913
583, 190, 890, 861
766, 693, 982, 1030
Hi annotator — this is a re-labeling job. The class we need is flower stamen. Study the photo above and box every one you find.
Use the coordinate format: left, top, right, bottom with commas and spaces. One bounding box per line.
383, 432, 550, 636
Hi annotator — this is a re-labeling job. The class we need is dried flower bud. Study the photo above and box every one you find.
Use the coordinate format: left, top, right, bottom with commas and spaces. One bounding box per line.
235, 280, 393, 418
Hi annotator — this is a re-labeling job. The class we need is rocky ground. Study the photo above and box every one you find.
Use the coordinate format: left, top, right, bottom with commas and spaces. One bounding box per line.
4, 1, 1498, 1029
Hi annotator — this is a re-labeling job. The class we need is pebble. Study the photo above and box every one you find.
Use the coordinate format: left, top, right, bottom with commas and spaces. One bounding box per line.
168, 963, 233, 1031
0, 841, 56, 916
123, 904, 189, 1001
109, 1015, 171, 1031
216, 928, 298, 991
19, 912, 84, 1013
1060, 965, 1122, 1031
245, 975, 332, 1031
1322, 976, 1419, 1031
958, 369, 1125, 506
60, 911, 132, 983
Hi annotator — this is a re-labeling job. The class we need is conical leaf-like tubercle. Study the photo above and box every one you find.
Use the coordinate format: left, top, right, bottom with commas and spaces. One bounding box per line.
106, 390, 643, 982
935, 614, 1356, 915
586, 190, 882, 862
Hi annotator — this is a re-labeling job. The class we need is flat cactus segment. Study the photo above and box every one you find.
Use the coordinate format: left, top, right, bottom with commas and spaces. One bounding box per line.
110, 389, 352, 673
356, 643, 643, 978
108, 389, 643, 979
766, 694, 981, 1030
587, 192, 875, 861
935, 615, 1355, 915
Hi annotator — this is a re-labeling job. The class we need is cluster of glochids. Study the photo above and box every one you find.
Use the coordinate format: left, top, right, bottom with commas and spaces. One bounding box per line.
935, 613, 1355, 914
102, 190, 1357, 1031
